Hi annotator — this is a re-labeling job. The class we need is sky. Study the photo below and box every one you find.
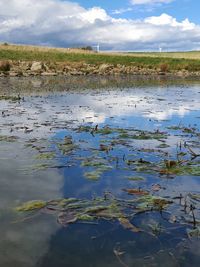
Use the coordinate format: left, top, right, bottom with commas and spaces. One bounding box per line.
0, 0, 200, 51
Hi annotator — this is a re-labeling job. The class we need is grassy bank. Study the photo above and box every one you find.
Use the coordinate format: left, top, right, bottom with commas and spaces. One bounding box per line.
1, 44, 200, 72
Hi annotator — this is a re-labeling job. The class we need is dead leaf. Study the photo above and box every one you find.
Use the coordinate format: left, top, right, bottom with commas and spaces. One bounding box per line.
118, 217, 140, 233
151, 184, 162, 192
57, 211, 77, 226
123, 188, 149, 195
165, 160, 178, 168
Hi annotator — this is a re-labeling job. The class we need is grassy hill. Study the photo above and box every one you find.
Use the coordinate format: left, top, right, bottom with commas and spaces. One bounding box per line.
1, 43, 200, 72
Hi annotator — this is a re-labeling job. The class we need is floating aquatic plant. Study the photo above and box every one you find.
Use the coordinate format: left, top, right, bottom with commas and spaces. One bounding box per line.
0, 95, 21, 101
16, 200, 47, 211
15, 192, 175, 234
35, 152, 56, 160
126, 176, 145, 181
0, 135, 18, 142
58, 136, 78, 155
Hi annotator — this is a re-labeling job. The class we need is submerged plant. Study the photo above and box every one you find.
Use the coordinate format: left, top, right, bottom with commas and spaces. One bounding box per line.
35, 152, 55, 160
84, 170, 102, 181
58, 135, 77, 155
15, 192, 175, 234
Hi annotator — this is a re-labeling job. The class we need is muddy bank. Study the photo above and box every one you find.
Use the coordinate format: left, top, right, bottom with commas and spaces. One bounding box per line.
0, 60, 200, 77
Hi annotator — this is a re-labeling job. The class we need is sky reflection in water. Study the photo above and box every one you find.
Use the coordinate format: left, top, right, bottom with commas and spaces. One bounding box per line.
0, 77, 200, 267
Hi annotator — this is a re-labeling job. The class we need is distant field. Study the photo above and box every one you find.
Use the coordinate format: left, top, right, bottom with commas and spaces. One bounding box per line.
126, 51, 200, 60
0, 44, 94, 55
1, 44, 200, 72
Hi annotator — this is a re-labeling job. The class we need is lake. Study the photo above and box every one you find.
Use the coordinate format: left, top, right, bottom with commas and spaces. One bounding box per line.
0, 76, 200, 267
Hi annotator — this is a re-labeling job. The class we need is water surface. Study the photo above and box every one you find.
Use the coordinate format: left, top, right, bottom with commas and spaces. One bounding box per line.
0, 76, 200, 267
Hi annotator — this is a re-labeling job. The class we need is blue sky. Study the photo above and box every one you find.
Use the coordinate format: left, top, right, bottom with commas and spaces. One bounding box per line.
72, 0, 199, 23
0, 0, 200, 51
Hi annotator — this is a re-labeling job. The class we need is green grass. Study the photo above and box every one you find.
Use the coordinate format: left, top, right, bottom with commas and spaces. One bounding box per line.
1, 45, 200, 72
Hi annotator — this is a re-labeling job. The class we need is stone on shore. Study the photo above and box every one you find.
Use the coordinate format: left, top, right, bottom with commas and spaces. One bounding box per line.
30, 62, 44, 72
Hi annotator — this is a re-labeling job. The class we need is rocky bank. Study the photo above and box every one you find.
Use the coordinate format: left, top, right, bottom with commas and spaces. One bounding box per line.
0, 60, 199, 77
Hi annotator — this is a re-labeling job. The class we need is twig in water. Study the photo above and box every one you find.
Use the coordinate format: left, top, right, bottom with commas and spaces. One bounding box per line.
113, 248, 129, 267
12, 212, 41, 224
187, 146, 200, 159
190, 204, 196, 228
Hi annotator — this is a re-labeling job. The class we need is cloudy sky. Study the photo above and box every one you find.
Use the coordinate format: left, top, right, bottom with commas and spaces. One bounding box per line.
0, 0, 199, 51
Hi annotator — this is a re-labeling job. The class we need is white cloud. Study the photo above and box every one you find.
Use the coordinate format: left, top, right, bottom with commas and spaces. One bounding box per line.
130, 0, 173, 5
145, 13, 196, 30
112, 8, 133, 15
0, 0, 200, 51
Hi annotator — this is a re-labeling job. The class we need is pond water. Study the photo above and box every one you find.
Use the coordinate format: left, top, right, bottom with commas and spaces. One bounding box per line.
0, 76, 200, 267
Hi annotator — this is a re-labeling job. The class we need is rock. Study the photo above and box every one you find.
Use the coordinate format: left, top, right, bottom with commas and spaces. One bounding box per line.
98, 64, 111, 72
41, 72, 57, 76
70, 71, 83, 75
64, 72, 71, 76
176, 71, 186, 77
9, 71, 19, 77
92, 70, 100, 74
43, 63, 49, 71
56, 71, 64, 75
30, 62, 43, 72
158, 71, 166, 75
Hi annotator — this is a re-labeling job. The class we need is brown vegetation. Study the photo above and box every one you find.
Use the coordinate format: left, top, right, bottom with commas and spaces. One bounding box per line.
0, 60, 11, 71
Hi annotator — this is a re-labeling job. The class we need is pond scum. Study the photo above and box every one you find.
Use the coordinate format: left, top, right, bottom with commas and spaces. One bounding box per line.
13, 123, 200, 239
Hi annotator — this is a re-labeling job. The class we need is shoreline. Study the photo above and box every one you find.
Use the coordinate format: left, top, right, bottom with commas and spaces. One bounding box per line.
0, 60, 200, 78
1, 72, 200, 98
